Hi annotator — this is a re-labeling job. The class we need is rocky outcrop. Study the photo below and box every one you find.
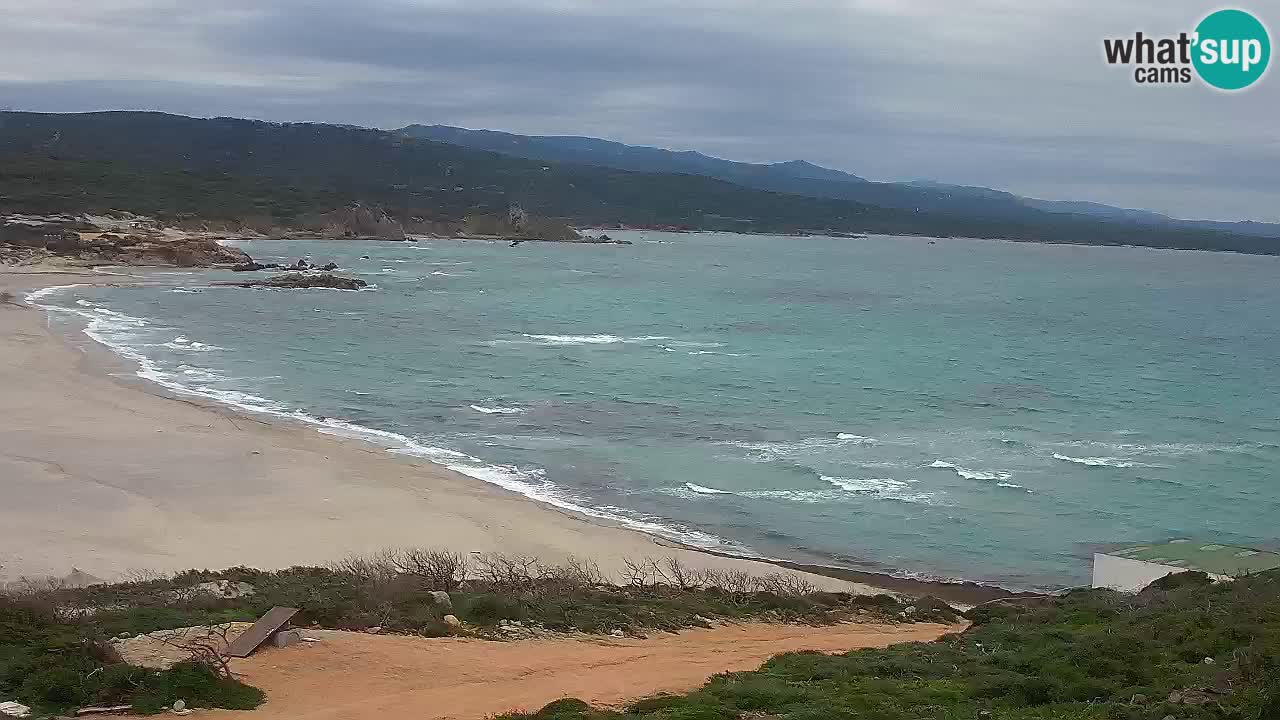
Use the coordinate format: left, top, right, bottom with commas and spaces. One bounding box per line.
1, 216, 251, 267
224, 273, 368, 290
324, 204, 406, 240
58, 233, 252, 267
461, 213, 582, 242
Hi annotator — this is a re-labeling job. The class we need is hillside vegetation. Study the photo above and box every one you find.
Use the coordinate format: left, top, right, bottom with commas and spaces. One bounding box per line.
503, 571, 1280, 720
0, 551, 956, 715
1, 111, 1277, 254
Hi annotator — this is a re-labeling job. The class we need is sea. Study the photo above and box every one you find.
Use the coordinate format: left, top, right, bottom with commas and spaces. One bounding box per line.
29, 231, 1280, 590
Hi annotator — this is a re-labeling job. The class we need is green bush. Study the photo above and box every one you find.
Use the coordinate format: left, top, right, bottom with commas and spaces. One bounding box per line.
495, 569, 1280, 720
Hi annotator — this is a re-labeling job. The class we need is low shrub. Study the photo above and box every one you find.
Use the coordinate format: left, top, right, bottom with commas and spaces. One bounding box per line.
495, 569, 1280, 720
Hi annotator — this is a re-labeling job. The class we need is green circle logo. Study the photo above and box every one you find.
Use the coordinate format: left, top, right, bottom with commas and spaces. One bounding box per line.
1192, 9, 1271, 90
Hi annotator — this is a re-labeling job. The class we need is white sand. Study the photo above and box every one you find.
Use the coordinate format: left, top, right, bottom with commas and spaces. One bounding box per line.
0, 267, 882, 593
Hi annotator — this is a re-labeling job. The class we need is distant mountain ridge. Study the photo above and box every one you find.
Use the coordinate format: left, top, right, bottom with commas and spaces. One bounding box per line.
398, 125, 868, 185
401, 125, 1280, 238
1, 111, 1277, 254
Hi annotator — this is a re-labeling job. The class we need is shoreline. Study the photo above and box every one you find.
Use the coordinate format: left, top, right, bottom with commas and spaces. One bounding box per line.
0, 264, 1030, 605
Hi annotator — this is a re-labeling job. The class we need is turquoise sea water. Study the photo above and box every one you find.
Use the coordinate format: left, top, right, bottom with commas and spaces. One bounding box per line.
32, 232, 1280, 589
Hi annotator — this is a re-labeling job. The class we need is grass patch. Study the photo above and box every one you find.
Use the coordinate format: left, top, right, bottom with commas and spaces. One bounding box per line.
0, 596, 263, 715
38, 551, 959, 641
2, 550, 959, 715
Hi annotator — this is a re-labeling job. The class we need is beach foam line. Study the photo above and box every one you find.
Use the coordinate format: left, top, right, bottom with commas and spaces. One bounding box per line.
27, 284, 748, 557
928, 460, 1013, 482
1051, 453, 1136, 468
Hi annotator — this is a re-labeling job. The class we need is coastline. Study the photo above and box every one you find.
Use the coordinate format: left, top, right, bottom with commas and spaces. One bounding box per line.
0, 264, 1028, 605
0, 265, 889, 595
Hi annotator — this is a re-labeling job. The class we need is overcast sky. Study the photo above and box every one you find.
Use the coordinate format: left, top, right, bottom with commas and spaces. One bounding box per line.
1, 0, 1274, 221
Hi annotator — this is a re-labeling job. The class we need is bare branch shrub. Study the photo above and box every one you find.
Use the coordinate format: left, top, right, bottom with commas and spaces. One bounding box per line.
537, 556, 606, 589
621, 557, 673, 591
156, 624, 238, 679
328, 550, 400, 583
660, 558, 706, 591
700, 568, 760, 593
474, 553, 539, 591
392, 548, 469, 591
756, 573, 818, 596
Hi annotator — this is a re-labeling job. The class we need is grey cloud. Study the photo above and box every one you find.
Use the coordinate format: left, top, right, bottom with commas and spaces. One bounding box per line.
0, 0, 1274, 221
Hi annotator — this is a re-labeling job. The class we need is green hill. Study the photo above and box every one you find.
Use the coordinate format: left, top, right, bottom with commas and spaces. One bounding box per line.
1, 111, 1277, 254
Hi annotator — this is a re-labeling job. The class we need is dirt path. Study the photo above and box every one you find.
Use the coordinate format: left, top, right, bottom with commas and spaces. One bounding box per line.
216, 622, 962, 720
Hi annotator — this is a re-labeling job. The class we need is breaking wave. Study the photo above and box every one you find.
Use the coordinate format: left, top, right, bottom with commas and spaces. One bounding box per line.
1051, 453, 1136, 468
469, 404, 526, 415
928, 460, 1013, 482
675, 477, 936, 505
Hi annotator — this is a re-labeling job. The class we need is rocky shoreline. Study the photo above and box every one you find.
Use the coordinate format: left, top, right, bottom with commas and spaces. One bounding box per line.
218, 272, 369, 290
1, 207, 624, 271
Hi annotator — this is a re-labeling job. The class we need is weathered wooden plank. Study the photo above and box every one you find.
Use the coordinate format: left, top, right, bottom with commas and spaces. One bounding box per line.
225, 606, 299, 658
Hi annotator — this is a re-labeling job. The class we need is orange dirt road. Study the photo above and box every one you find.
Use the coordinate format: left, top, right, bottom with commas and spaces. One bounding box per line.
216, 622, 963, 720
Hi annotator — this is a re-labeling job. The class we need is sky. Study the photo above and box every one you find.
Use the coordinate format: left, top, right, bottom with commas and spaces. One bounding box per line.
0, 0, 1275, 222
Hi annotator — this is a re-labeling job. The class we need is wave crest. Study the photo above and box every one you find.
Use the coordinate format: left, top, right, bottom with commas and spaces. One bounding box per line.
1051, 453, 1136, 468
928, 460, 1012, 482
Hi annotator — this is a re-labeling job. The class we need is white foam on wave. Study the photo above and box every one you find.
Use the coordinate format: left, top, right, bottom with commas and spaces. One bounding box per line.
823, 476, 936, 504
836, 433, 877, 443
25, 284, 89, 303
731, 433, 879, 463
159, 335, 223, 352
469, 404, 526, 415
684, 482, 733, 495
1051, 453, 1136, 468
507, 333, 675, 347
673, 477, 935, 505
928, 460, 1012, 482
26, 283, 743, 556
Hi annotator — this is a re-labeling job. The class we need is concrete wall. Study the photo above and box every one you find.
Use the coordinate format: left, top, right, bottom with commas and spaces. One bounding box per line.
1091, 553, 1190, 593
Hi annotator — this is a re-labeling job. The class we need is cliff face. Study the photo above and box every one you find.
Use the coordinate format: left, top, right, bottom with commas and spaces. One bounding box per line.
459, 214, 581, 241
323, 205, 406, 240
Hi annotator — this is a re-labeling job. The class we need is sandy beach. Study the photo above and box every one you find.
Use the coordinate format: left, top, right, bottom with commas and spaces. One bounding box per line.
0, 265, 882, 593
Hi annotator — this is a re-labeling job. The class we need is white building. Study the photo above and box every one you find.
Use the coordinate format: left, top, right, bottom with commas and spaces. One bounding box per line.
1092, 539, 1280, 593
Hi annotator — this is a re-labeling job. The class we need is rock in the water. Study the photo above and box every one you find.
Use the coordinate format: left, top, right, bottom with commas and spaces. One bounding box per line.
232, 261, 281, 272
224, 273, 368, 290
320, 262, 338, 271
